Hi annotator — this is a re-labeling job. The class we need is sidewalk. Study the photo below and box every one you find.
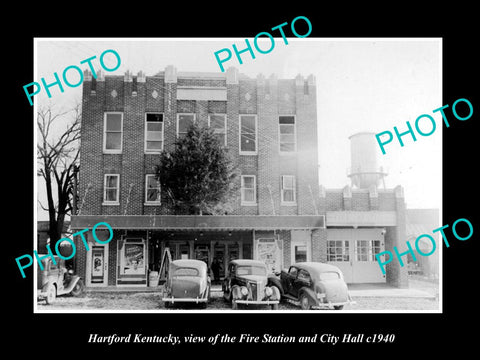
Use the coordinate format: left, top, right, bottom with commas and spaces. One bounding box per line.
347, 282, 437, 299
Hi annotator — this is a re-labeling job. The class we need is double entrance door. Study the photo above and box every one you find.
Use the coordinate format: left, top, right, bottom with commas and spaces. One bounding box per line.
169, 240, 246, 280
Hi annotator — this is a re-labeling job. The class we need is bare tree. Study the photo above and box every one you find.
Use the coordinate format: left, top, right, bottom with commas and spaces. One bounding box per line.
37, 104, 81, 248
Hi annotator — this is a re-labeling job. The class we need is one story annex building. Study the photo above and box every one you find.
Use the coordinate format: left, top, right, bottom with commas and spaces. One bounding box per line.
70, 66, 411, 289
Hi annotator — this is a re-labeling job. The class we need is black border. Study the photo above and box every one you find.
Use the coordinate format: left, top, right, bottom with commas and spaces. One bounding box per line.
8, 5, 478, 355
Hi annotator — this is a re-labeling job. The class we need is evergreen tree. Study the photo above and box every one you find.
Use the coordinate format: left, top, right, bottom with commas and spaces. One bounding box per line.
155, 122, 238, 215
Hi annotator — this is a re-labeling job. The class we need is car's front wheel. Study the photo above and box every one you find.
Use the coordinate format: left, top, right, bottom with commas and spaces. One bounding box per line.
45, 284, 56, 305
232, 300, 238, 310
271, 303, 279, 310
299, 293, 311, 310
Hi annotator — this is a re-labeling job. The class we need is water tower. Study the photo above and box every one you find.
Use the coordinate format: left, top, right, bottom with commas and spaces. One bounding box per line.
347, 132, 388, 189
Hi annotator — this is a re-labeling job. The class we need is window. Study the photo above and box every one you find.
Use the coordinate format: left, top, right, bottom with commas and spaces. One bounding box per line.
288, 266, 298, 276
239, 115, 257, 154
279, 115, 296, 152
103, 112, 123, 153
145, 113, 164, 152
173, 268, 199, 277
327, 241, 350, 262
177, 113, 195, 138
355, 240, 381, 262
208, 114, 227, 146
294, 245, 307, 263
236, 265, 267, 276
145, 174, 161, 204
119, 240, 145, 276
319, 272, 340, 281
241, 175, 256, 205
103, 174, 119, 204
297, 269, 311, 282
281, 175, 296, 204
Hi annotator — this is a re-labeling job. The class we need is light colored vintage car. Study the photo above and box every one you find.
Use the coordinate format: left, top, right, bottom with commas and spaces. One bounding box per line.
162, 259, 211, 308
223, 259, 280, 310
37, 255, 85, 305
270, 262, 353, 310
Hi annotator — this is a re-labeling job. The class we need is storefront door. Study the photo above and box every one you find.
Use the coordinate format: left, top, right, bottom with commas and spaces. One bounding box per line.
87, 244, 109, 287
211, 242, 241, 279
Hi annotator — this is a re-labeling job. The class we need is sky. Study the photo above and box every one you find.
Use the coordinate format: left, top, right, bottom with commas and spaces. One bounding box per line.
35, 38, 442, 220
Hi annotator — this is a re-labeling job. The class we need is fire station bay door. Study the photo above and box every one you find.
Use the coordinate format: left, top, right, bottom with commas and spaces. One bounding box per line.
326, 228, 385, 284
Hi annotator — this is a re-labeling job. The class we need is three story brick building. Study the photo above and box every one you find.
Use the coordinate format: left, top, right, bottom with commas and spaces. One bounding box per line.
70, 65, 409, 288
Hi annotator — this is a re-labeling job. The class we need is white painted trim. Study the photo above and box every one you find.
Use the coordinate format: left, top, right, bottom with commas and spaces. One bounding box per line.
103, 112, 123, 154
240, 174, 257, 206
103, 174, 120, 204
144, 174, 161, 205
144, 112, 164, 153
278, 114, 297, 154
86, 242, 109, 287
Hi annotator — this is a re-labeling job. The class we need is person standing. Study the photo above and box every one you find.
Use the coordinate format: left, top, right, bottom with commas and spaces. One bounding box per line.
211, 258, 221, 283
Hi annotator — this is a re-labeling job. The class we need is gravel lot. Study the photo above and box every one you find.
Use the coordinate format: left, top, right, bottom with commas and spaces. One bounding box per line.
36, 278, 439, 311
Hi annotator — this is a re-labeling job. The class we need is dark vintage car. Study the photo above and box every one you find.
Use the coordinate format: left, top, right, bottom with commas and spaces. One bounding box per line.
162, 259, 211, 308
269, 262, 352, 310
222, 259, 280, 310
37, 255, 85, 304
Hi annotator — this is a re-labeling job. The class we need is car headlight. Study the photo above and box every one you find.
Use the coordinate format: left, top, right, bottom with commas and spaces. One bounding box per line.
265, 287, 273, 297
316, 292, 326, 300
240, 286, 248, 296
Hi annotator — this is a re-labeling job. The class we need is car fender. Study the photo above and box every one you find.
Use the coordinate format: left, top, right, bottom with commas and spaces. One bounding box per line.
267, 276, 284, 296
38, 280, 56, 296
231, 285, 243, 300
61, 276, 81, 294
270, 284, 281, 301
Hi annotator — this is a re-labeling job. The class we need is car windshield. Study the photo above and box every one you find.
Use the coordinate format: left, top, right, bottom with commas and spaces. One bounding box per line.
236, 265, 266, 276
173, 268, 199, 277
319, 272, 340, 281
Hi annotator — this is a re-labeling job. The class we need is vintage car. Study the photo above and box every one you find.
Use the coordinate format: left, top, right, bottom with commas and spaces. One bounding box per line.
162, 259, 211, 308
222, 259, 280, 310
37, 255, 85, 305
269, 262, 352, 310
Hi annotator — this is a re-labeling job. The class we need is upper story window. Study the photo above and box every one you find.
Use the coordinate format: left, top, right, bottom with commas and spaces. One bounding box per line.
103, 174, 120, 205
145, 113, 164, 152
281, 175, 296, 204
177, 113, 195, 138
208, 114, 227, 146
103, 112, 123, 153
241, 175, 257, 205
239, 114, 257, 155
279, 115, 296, 153
145, 174, 161, 204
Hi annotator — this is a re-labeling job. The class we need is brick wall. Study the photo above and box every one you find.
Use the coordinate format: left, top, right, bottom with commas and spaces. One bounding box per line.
311, 228, 327, 263
78, 68, 320, 218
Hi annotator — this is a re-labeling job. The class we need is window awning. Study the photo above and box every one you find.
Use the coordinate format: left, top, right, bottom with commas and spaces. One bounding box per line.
70, 215, 325, 231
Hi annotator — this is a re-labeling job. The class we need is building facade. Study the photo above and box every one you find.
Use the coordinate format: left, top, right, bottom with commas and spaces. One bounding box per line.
70, 66, 409, 288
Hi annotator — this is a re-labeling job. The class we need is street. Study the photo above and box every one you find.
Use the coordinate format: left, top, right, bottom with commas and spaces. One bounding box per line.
37, 279, 439, 311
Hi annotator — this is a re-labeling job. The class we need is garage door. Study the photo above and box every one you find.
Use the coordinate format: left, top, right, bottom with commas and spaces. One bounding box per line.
327, 229, 386, 284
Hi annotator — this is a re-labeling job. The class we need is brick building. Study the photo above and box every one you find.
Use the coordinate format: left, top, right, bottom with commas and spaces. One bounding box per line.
70, 66, 409, 288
